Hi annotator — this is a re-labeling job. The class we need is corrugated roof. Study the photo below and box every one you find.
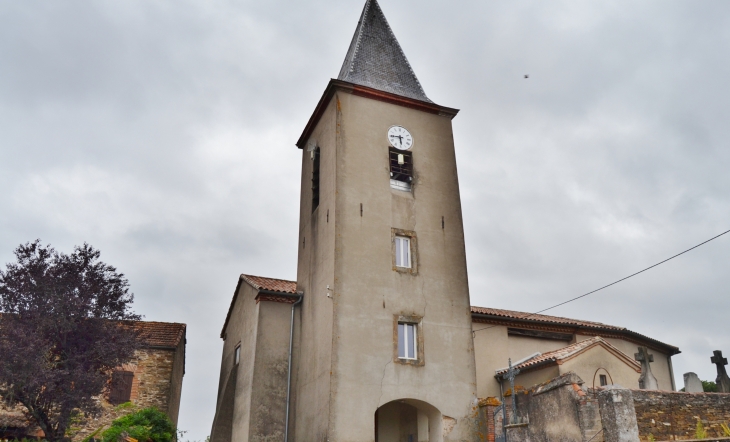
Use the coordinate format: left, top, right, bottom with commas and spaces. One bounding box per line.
337, 0, 431, 103
240, 274, 297, 294
495, 336, 641, 376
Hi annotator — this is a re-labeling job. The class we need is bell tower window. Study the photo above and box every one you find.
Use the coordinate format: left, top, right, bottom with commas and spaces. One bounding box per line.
389, 148, 412, 191
311, 147, 321, 212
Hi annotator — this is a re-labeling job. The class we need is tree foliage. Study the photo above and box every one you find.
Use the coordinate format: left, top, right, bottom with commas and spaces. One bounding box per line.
702, 380, 718, 392
99, 407, 175, 442
0, 240, 141, 442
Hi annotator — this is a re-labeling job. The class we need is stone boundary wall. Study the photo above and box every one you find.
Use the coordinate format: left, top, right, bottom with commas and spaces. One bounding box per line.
632, 390, 730, 441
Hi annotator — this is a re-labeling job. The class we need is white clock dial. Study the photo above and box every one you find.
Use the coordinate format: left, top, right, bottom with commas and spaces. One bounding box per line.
387, 126, 413, 150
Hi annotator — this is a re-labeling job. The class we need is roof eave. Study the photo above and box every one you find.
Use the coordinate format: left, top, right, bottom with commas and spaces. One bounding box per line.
472, 312, 680, 356
295, 79, 459, 149
495, 358, 557, 379
220, 276, 302, 338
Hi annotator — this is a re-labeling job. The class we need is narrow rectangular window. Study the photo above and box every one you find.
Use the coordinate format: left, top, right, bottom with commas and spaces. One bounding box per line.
311, 147, 321, 212
109, 371, 134, 405
398, 323, 417, 360
394, 236, 411, 268
600, 374, 607, 386
235, 345, 241, 365
389, 148, 413, 191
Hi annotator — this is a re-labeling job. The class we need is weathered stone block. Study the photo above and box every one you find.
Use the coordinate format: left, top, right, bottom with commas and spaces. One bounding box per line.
598, 387, 640, 442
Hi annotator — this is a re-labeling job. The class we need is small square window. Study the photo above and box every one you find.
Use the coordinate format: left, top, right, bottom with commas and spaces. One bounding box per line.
600, 374, 607, 386
398, 323, 417, 360
395, 236, 411, 268
235, 345, 241, 365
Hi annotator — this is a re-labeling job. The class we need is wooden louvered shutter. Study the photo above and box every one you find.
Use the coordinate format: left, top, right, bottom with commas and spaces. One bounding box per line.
109, 371, 134, 405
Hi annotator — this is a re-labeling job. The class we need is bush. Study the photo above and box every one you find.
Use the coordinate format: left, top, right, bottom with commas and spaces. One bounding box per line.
100, 407, 175, 442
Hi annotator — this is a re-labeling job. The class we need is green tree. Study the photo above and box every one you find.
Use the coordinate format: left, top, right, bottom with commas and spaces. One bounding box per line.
0, 241, 141, 442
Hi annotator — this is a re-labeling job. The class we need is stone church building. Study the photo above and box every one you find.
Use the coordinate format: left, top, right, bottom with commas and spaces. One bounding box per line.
209, 1, 680, 441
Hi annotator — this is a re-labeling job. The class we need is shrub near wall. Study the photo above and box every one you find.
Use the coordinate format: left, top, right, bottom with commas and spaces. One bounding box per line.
633, 390, 730, 441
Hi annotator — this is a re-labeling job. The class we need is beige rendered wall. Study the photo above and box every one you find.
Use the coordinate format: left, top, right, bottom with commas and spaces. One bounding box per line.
507, 335, 569, 363
472, 324, 570, 399
292, 96, 338, 442
167, 335, 186, 426
324, 91, 478, 441
248, 301, 291, 440
210, 282, 259, 442
576, 334, 675, 391
559, 345, 642, 390
473, 324, 509, 400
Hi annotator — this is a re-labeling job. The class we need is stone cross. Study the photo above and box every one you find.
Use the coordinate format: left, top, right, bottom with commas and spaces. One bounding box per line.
711, 350, 730, 393
634, 346, 659, 390
503, 358, 521, 425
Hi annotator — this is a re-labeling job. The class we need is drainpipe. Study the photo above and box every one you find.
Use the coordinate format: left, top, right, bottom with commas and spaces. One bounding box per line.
285, 292, 303, 442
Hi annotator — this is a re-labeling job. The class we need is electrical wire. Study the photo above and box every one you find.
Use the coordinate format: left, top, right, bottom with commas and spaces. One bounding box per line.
474, 228, 730, 335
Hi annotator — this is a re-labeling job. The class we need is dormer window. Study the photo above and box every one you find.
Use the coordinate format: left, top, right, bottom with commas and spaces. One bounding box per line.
389, 148, 412, 191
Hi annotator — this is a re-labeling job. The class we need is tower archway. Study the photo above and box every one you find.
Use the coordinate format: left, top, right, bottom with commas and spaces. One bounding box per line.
374, 399, 442, 442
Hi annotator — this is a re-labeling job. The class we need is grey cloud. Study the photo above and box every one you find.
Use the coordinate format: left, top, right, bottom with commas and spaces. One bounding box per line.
2, 0, 730, 439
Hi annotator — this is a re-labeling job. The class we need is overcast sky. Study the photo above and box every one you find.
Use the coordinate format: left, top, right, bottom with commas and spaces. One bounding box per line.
2, 0, 729, 439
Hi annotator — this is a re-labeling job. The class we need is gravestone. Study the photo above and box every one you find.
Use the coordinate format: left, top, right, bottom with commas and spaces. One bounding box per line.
634, 347, 659, 390
683, 372, 703, 393
711, 350, 730, 393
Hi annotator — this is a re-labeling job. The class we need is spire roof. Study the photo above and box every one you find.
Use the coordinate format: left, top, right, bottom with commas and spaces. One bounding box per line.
337, 0, 431, 103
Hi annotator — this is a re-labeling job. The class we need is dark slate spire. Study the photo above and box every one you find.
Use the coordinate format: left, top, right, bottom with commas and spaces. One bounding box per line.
338, 0, 431, 103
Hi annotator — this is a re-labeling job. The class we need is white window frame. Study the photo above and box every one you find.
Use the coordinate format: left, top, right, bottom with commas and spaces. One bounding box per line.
234, 345, 241, 365
398, 322, 417, 360
394, 236, 411, 269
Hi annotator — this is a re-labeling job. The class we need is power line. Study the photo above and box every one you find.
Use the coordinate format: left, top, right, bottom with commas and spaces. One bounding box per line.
474, 228, 730, 334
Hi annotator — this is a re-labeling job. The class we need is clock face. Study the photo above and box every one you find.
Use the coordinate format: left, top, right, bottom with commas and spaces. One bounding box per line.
388, 126, 413, 150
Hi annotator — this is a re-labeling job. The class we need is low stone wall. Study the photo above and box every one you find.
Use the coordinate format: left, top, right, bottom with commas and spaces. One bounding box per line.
502, 372, 604, 442
632, 390, 730, 441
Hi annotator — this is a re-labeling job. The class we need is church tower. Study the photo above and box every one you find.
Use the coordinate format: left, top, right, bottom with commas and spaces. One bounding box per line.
292, 1, 478, 441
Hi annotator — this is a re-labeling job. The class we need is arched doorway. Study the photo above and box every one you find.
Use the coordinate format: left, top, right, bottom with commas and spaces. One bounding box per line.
374, 399, 442, 442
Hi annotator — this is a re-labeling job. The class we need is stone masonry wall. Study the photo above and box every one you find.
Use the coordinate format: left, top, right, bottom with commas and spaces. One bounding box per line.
71, 348, 177, 441
632, 390, 730, 441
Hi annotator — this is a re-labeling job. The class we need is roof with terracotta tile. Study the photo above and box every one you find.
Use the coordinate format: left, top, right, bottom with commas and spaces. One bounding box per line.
495, 336, 641, 377
240, 274, 298, 294
221, 274, 299, 338
471, 306, 624, 331
134, 321, 186, 349
0, 314, 185, 350
471, 306, 679, 355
